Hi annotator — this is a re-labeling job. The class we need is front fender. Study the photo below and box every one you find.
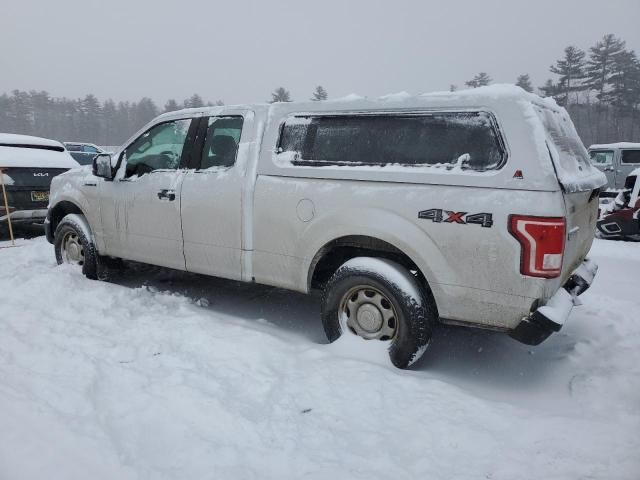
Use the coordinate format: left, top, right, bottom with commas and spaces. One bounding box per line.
48, 168, 100, 238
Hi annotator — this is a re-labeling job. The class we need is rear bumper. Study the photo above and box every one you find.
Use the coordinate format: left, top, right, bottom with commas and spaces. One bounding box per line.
510, 258, 598, 345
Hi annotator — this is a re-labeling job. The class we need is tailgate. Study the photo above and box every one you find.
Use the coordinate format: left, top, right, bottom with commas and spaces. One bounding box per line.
561, 189, 599, 281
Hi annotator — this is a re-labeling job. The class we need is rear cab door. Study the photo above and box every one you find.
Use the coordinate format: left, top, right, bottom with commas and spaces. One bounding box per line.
180, 108, 254, 280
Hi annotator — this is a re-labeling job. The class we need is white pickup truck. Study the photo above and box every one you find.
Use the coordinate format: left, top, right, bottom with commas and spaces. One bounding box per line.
46, 86, 606, 368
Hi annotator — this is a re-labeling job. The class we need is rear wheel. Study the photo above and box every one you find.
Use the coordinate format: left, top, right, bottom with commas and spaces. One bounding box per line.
321, 257, 435, 369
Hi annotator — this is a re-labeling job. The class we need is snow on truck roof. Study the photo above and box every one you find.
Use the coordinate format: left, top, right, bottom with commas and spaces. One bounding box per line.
589, 142, 640, 150
157, 85, 562, 121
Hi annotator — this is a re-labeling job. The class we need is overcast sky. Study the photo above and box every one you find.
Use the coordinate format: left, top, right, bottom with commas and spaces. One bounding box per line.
1, 0, 639, 105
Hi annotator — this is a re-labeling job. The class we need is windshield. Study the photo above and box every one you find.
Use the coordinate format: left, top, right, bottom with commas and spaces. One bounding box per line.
590, 150, 614, 166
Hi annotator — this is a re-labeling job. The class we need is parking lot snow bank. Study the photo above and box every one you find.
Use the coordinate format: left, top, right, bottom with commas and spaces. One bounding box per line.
0, 237, 639, 479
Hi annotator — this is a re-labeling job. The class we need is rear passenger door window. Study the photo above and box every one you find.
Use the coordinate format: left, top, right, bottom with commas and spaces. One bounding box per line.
277, 112, 505, 171
199, 116, 244, 169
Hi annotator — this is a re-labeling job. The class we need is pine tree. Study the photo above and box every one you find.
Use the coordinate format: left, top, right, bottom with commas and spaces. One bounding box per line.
0, 94, 11, 132
164, 99, 180, 113
515, 74, 533, 92
183, 94, 204, 108
585, 34, 626, 102
311, 85, 328, 101
9, 90, 33, 134
549, 46, 586, 105
79, 94, 102, 141
465, 72, 492, 88
102, 99, 117, 145
115, 101, 133, 143
449, 84, 457, 92
134, 98, 159, 129
607, 49, 640, 109
270, 87, 292, 103
539, 79, 560, 99
30, 90, 53, 138
214, 100, 225, 106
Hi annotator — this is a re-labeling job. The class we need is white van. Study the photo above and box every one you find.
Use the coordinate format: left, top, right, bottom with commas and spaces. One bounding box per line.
0, 134, 79, 233
46, 86, 606, 368
589, 142, 640, 189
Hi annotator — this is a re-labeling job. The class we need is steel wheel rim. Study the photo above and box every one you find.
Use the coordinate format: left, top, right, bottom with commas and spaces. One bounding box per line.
61, 232, 84, 266
339, 285, 398, 341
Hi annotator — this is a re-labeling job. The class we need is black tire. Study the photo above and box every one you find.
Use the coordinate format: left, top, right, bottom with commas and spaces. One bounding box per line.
321, 257, 436, 369
54, 214, 102, 280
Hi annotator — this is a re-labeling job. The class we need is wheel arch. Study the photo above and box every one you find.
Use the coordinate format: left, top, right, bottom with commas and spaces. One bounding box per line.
308, 234, 440, 318
48, 201, 86, 241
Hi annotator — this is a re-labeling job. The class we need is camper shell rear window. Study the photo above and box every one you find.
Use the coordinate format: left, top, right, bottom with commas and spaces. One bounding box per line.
536, 107, 591, 172
277, 112, 506, 171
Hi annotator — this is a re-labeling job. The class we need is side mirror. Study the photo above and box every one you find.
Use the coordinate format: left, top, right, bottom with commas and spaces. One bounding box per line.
92, 153, 114, 180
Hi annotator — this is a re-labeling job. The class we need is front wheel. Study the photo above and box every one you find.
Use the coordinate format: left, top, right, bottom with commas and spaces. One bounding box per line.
321, 257, 436, 369
54, 213, 101, 279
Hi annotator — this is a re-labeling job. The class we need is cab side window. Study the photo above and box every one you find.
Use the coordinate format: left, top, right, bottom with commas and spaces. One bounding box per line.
590, 150, 614, 166
200, 116, 244, 169
621, 150, 640, 165
124, 119, 192, 177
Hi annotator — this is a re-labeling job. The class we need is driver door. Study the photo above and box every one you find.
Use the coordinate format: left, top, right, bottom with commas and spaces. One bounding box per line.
99, 118, 198, 270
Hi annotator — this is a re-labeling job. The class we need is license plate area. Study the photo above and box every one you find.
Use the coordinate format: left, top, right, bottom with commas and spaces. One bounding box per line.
31, 191, 49, 202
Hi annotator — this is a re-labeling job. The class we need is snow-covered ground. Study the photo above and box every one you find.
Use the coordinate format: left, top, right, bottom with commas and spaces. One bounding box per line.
1, 236, 638, 479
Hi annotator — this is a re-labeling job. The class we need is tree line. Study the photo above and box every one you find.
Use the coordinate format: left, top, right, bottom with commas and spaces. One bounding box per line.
0, 93, 223, 146
456, 34, 640, 145
1, 34, 638, 147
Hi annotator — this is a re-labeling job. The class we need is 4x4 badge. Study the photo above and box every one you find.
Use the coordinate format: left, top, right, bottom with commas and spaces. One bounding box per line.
418, 209, 493, 228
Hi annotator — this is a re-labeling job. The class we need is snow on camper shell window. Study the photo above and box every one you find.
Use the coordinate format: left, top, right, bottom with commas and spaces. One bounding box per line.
277, 112, 505, 171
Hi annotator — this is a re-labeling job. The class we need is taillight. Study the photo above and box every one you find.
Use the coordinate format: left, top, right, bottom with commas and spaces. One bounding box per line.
508, 215, 566, 278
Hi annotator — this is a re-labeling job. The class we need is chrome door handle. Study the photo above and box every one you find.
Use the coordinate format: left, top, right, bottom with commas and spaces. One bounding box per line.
157, 189, 176, 201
